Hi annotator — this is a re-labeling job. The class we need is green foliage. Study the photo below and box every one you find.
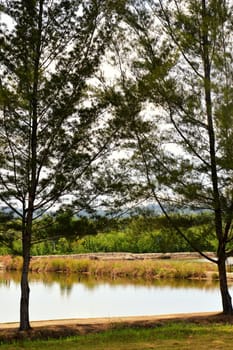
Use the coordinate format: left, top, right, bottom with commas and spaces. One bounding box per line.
75, 223, 216, 255
0, 0, 119, 328
0, 0, 117, 218
26, 211, 217, 254
101, 0, 233, 254
0, 211, 22, 254
0, 209, 217, 255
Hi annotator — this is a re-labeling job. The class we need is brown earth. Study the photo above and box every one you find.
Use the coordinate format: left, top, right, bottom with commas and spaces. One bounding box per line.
31, 252, 216, 261
0, 312, 233, 342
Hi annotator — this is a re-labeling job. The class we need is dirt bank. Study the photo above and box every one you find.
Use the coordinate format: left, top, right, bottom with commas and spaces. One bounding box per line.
0, 312, 232, 342
31, 251, 216, 261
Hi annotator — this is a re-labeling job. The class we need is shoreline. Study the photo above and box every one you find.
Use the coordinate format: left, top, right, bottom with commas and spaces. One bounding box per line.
0, 312, 219, 329
0, 312, 231, 340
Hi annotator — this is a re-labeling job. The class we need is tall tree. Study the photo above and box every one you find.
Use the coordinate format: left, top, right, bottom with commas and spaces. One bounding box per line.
0, 0, 115, 330
103, 0, 233, 314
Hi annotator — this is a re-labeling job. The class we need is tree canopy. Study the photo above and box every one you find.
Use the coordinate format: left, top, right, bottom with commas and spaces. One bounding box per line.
0, 0, 118, 330
99, 0, 233, 314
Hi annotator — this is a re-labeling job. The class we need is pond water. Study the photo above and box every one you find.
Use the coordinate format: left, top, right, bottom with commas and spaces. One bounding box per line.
0, 271, 226, 323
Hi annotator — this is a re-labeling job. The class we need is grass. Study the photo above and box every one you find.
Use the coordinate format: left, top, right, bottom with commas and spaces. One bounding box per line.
0, 255, 217, 281
1, 322, 233, 349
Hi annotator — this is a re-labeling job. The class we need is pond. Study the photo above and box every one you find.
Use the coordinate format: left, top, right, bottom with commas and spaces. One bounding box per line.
0, 271, 226, 323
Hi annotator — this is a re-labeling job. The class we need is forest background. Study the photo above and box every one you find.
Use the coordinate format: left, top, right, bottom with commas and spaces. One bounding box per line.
0, 209, 217, 256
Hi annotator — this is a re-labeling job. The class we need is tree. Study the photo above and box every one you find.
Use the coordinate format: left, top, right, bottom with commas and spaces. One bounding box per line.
103, 0, 233, 314
0, 0, 116, 330
0, 209, 21, 253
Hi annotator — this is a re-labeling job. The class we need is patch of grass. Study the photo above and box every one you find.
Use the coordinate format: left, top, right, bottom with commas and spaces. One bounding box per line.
4, 256, 22, 271
1, 323, 233, 350
0, 255, 217, 281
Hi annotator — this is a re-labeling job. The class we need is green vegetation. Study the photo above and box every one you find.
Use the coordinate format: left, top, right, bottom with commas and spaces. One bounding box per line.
0, 211, 217, 256
1, 323, 233, 349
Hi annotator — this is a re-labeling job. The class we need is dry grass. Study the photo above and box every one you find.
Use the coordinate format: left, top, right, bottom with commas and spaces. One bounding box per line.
0, 255, 217, 281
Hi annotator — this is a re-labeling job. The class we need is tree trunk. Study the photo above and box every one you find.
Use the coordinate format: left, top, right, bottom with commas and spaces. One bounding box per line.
19, 253, 31, 330
19, 219, 32, 330
218, 258, 233, 314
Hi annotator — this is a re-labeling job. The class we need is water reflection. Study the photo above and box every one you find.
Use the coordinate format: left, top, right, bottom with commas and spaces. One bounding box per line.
0, 270, 220, 292
0, 270, 224, 323
44, 273, 220, 292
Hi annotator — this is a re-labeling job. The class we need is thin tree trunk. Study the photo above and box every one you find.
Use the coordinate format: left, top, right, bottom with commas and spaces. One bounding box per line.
19, 218, 32, 330
218, 258, 233, 314
20, 253, 31, 330
19, 209, 33, 330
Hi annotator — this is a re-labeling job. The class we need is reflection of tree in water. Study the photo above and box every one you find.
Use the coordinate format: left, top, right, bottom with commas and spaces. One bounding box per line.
0, 277, 11, 287
76, 275, 220, 291
29, 272, 75, 295
0, 270, 21, 287
1, 270, 221, 292
60, 283, 73, 296
151, 278, 219, 290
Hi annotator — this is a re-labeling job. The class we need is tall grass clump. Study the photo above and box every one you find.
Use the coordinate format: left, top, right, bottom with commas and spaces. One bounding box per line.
28, 258, 91, 273
50, 259, 69, 272
66, 259, 90, 273
1, 255, 23, 270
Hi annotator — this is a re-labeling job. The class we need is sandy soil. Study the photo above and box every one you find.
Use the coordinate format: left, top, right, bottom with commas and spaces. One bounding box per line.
0, 312, 233, 342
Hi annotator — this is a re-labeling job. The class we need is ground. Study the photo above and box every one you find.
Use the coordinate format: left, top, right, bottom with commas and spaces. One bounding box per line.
0, 312, 233, 342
